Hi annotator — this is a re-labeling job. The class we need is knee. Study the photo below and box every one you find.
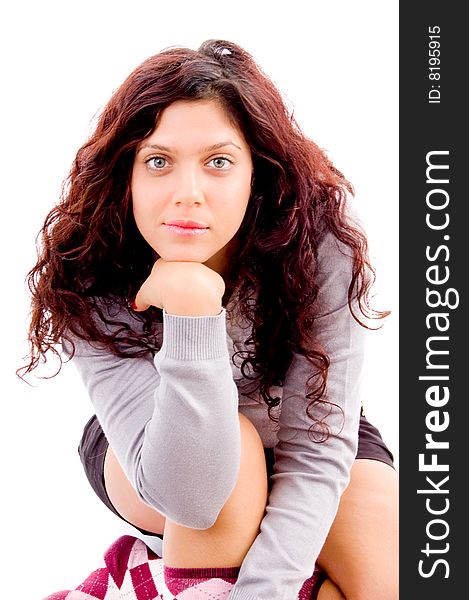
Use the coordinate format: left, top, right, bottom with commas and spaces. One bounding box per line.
317, 460, 398, 600
333, 537, 399, 600
340, 552, 399, 600
238, 413, 264, 461
213, 413, 268, 533
237, 412, 268, 494
346, 583, 398, 600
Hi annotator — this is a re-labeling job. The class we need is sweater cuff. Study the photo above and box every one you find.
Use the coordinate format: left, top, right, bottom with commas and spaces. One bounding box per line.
160, 307, 229, 360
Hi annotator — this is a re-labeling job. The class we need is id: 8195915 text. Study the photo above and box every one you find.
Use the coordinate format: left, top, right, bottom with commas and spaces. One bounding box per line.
428, 26, 441, 104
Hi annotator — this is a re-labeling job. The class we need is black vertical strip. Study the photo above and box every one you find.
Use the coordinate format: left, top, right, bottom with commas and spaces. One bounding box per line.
400, 3, 466, 598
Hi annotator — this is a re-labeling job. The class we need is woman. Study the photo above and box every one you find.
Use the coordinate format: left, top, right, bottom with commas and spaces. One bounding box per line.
24, 40, 398, 599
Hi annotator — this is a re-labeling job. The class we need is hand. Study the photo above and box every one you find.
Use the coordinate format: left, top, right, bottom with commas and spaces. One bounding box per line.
132, 259, 226, 316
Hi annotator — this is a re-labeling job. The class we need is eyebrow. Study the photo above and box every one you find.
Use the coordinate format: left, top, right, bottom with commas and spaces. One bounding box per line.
137, 141, 242, 154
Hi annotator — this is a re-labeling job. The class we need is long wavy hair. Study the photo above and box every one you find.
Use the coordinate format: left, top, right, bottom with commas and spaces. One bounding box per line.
22, 39, 389, 440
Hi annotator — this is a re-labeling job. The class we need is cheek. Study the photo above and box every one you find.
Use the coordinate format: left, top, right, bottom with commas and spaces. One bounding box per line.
130, 172, 141, 212
224, 171, 252, 205
131, 191, 155, 241
234, 177, 252, 216
131, 179, 157, 219
131, 192, 144, 228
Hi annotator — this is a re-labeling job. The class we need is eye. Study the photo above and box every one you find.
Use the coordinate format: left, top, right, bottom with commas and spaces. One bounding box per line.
145, 156, 168, 170
207, 156, 233, 170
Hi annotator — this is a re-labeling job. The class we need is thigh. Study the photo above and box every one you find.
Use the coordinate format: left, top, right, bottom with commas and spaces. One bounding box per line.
78, 414, 164, 537
104, 443, 168, 536
263, 410, 395, 481
316, 459, 399, 600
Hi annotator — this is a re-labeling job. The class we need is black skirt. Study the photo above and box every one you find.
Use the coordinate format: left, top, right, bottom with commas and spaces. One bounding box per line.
78, 408, 394, 538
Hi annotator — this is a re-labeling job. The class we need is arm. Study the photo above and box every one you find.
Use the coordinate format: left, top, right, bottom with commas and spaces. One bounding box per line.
228, 233, 367, 600
69, 262, 241, 530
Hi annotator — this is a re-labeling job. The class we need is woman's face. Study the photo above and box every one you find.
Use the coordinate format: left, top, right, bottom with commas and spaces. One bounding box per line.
131, 99, 253, 275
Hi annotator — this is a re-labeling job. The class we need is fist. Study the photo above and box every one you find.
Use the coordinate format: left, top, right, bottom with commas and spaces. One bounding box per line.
132, 259, 226, 316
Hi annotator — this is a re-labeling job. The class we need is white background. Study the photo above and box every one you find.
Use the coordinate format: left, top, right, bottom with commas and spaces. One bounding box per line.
1, 1, 398, 598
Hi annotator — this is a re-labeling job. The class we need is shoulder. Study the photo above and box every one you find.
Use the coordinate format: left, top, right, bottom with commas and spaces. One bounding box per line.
314, 232, 355, 316
315, 204, 367, 313
316, 231, 354, 276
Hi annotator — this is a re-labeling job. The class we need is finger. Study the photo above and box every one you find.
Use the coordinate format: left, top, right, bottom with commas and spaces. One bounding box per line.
131, 291, 150, 312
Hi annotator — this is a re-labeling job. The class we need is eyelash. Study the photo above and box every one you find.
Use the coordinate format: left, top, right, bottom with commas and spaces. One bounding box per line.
144, 155, 234, 172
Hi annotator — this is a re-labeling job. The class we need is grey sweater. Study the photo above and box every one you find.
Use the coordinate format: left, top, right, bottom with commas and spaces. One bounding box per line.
69, 232, 367, 600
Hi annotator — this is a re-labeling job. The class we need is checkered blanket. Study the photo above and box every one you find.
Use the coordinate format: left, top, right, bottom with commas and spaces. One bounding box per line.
43, 535, 325, 599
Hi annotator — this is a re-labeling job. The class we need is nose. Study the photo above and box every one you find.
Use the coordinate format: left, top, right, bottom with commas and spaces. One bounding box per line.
172, 167, 205, 206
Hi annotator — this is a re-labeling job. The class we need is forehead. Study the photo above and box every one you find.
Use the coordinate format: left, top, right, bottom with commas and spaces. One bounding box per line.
148, 99, 244, 142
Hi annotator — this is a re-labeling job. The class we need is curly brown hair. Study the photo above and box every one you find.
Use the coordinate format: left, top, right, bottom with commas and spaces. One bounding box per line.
21, 39, 389, 440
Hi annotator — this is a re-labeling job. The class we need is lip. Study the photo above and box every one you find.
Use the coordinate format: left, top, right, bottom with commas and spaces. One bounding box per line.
163, 222, 209, 237
165, 219, 208, 229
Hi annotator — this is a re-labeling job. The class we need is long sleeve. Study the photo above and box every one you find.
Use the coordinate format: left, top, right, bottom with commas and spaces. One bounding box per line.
228, 233, 367, 600
68, 308, 241, 530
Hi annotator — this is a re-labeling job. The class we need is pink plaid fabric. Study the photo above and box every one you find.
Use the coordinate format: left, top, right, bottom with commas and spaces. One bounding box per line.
43, 535, 325, 599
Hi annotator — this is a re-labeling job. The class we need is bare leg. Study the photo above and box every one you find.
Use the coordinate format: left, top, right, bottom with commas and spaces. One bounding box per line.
317, 579, 346, 599
105, 425, 398, 594
162, 412, 269, 567
104, 412, 268, 566
104, 444, 168, 535
316, 459, 399, 600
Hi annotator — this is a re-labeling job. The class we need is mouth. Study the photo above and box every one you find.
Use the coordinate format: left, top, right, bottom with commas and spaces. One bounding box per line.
163, 222, 209, 237
165, 219, 208, 229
